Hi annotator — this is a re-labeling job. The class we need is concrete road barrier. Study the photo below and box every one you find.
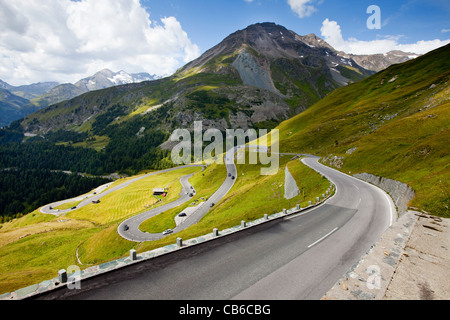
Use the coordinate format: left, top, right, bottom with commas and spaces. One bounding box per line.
130, 250, 137, 261
58, 270, 67, 284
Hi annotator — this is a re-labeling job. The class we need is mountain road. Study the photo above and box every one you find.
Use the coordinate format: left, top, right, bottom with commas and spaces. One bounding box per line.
35, 155, 396, 300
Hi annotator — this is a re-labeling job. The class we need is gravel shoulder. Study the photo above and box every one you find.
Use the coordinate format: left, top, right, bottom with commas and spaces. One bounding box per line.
383, 213, 450, 300
323, 211, 450, 300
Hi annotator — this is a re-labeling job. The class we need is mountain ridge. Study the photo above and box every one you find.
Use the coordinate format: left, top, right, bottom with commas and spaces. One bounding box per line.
31, 69, 160, 108
0, 69, 159, 126
18, 22, 384, 135
1, 23, 419, 129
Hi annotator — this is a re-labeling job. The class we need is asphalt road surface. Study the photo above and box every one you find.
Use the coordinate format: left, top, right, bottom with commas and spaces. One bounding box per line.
36, 156, 395, 300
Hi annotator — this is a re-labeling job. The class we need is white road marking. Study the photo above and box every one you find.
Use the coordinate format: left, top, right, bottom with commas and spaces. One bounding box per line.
308, 227, 338, 248
302, 157, 397, 227
382, 190, 395, 227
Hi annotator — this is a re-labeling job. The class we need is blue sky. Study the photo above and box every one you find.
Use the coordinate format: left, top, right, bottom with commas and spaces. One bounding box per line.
142, 0, 450, 55
0, 0, 448, 85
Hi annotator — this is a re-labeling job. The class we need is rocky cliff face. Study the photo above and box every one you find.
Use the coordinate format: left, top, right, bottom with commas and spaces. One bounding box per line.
232, 49, 279, 94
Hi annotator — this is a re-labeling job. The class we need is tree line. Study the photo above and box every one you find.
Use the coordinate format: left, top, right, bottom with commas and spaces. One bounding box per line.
0, 169, 110, 222
0, 104, 178, 219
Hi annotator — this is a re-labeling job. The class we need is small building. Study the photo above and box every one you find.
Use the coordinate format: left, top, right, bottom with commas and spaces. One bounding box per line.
153, 188, 166, 196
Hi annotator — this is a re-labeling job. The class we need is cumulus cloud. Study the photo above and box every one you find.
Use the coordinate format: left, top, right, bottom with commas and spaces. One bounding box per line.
320, 18, 450, 55
287, 0, 318, 18
0, 0, 200, 85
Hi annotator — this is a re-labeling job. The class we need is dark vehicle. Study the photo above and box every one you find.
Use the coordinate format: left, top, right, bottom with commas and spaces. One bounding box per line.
178, 212, 187, 217
228, 173, 231, 177
189, 193, 194, 197
123, 225, 129, 231
231, 176, 235, 180
210, 203, 215, 207
71, 207, 77, 210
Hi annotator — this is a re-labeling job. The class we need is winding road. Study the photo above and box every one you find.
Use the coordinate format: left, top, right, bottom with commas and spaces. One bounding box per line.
118, 146, 239, 242
40, 165, 206, 216
35, 153, 397, 300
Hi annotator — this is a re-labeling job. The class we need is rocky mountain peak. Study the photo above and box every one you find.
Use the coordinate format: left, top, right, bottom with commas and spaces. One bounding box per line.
96, 68, 116, 77
297, 33, 335, 51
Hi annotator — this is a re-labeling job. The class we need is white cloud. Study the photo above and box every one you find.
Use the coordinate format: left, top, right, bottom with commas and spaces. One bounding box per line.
0, 0, 200, 85
320, 18, 450, 55
287, 0, 317, 18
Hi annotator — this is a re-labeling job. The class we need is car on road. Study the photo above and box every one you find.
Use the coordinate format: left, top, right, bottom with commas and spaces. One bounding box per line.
71, 206, 77, 210
228, 173, 231, 177
210, 203, 215, 208
123, 225, 129, 231
231, 176, 235, 180
178, 212, 187, 217
189, 193, 194, 197
163, 229, 173, 235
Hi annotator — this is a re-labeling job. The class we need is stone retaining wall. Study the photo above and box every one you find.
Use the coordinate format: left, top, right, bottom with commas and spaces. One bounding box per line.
353, 173, 415, 215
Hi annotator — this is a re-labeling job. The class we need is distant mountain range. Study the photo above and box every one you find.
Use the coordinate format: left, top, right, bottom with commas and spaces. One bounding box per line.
32, 69, 160, 109
0, 70, 159, 127
298, 34, 420, 72
15, 22, 420, 136
0, 80, 60, 100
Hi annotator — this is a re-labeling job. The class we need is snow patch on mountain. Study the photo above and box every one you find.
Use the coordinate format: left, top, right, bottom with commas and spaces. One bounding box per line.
108, 70, 158, 86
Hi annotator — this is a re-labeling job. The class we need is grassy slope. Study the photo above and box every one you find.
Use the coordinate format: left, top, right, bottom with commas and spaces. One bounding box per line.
139, 162, 227, 233
0, 167, 201, 293
277, 44, 450, 217
137, 152, 330, 253
66, 166, 201, 224
0, 211, 98, 293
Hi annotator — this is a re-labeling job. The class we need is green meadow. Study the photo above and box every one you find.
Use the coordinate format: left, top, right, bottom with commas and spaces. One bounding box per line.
0, 154, 328, 294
